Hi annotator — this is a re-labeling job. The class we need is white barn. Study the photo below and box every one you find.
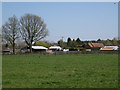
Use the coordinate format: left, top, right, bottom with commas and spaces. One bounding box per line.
32, 46, 48, 52
49, 46, 62, 51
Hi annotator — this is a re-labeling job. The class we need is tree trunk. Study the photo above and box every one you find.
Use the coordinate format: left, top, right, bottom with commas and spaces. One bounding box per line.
29, 44, 32, 53
13, 42, 15, 54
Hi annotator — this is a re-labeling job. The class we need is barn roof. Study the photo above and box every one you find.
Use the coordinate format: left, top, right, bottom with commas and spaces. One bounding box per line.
100, 46, 118, 50
49, 46, 62, 49
32, 46, 48, 50
3, 48, 10, 52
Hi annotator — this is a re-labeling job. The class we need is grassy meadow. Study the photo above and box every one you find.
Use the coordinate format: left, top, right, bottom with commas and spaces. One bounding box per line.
2, 54, 118, 88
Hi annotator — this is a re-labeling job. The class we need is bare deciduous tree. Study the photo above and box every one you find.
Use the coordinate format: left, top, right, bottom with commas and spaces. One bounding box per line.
2, 15, 19, 54
19, 14, 48, 53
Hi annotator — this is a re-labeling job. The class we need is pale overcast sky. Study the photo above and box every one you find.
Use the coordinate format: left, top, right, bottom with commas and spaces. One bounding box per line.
2, 2, 118, 42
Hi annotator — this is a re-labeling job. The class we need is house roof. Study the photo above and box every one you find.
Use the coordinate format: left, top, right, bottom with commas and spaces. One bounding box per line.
88, 43, 104, 48
88, 43, 93, 47
32, 46, 48, 50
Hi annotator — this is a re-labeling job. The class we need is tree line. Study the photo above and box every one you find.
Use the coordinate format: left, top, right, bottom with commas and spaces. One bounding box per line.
57, 37, 119, 49
2, 14, 48, 54
32, 37, 119, 50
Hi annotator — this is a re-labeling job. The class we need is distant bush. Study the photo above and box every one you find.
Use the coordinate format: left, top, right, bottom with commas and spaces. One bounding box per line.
10, 50, 118, 55
34, 41, 48, 47
53, 50, 118, 55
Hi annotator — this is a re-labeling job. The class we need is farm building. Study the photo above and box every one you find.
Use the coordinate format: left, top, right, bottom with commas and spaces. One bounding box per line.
32, 46, 48, 52
86, 43, 104, 50
2, 48, 11, 54
49, 46, 62, 51
21, 46, 48, 53
63, 49, 69, 52
100, 46, 118, 50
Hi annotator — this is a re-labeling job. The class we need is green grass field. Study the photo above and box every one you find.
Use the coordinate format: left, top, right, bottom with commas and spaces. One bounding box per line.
2, 54, 118, 88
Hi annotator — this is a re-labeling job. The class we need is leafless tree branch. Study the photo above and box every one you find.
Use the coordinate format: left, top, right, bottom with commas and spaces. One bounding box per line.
19, 14, 48, 52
